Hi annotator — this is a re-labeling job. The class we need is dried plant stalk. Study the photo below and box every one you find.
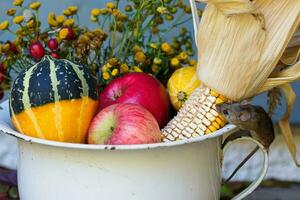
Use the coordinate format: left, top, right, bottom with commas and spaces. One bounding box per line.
163, 0, 300, 166
196, 0, 300, 101
267, 87, 282, 117
280, 31, 300, 66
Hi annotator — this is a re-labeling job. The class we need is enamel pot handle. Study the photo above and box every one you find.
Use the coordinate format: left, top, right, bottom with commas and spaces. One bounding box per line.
222, 131, 269, 200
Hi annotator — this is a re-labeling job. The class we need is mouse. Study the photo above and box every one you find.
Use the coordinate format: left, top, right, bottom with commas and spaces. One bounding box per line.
216, 102, 275, 183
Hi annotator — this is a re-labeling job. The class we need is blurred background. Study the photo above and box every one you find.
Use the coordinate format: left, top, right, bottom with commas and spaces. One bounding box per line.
0, 1, 299, 199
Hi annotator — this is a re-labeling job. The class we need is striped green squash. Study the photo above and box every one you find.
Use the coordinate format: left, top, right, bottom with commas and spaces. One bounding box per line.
9, 56, 98, 143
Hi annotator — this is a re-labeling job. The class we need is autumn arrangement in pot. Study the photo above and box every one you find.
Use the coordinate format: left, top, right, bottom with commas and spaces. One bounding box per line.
1, 0, 203, 145
1, 0, 300, 162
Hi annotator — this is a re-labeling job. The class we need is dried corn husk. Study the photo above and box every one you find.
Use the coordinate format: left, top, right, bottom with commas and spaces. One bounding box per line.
278, 84, 300, 167
192, 0, 300, 167
280, 32, 300, 66
196, 0, 300, 101
164, 0, 300, 166
266, 32, 300, 117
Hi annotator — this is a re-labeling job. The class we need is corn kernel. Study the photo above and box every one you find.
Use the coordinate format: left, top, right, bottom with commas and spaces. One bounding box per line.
210, 90, 219, 97
216, 98, 224, 105
219, 94, 228, 101
215, 117, 224, 126
208, 125, 217, 132
205, 129, 212, 134
219, 114, 226, 122
212, 122, 220, 129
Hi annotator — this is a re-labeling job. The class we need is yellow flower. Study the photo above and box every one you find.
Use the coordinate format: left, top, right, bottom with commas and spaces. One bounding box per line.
30, 2, 41, 10
99, 9, 108, 15
48, 12, 58, 27
133, 45, 142, 53
16, 28, 24, 36
107, 63, 114, 69
151, 26, 159, 34
165, 14, 174, 21
106, 2, 116, 9
63, 9, 72, 16
90, 16, 98, 22
63, 19, 74, 27
91, 8, 101, 17
108, 58, 119, 66
151, 65, 159, 73
157, 7, 168, 14
133, 66, 143, 72
111, 69, 119, 76
13, 16, 24, 24
14, 37, 23, 45
135, 51, 146, 63
13, 0, 23, 6
56, 15, 65, 24
101, 65, 107, 72
161, 42, 172, 53
125, 5, 132, 12
184, 5, 192, 14
26, 19, 35, 28
59, 28, 69, 39
120, 64, 129, 74
153, 57, 162, 65
149, 43, 158, 49
0, 21, 9, 30
180, 27, 187, 36
6, 8, 17, 16
112, 9, 127, 21
189, 59, 197, 66
178, 52, 188, 61
68, 6, 78, 14
102, 72, 111, 80
170, 57, 180, 67
0, 61, 8, 70
2, 43, 10, 52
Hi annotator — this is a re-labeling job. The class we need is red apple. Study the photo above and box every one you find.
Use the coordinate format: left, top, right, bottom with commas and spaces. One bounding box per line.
88, 103, 161, 145
99, 72, 170, 128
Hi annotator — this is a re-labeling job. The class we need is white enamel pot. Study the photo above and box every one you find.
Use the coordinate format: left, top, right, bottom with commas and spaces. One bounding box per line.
0, 100, 268, 200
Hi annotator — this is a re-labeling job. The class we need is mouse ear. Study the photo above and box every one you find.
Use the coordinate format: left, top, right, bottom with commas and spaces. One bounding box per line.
241, 99, 251, 106
239, 111, 251, 121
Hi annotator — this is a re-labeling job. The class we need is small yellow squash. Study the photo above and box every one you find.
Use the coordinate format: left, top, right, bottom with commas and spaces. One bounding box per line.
167, 66, 201, 110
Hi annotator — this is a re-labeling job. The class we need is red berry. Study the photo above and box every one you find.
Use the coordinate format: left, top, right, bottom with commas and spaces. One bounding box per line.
66, 28, 75, 40
0, 73, 4, 84
29, 42, 45, 59
0, 91, 4, 100
9, 42, 18, 54
50, 52, 60, 59
48, 39, 59, 51
0, 63, 4, 74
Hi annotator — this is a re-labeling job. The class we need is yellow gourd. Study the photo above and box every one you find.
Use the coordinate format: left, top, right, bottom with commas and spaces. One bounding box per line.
167, 66, 201, 110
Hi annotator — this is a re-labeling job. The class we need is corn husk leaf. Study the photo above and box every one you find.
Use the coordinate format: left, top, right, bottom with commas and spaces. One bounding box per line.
280, 31, 300, 66
193, 0, 300, 166
267, 87, 282, 117
278, 84, 300, 167
196, 0, 300, 101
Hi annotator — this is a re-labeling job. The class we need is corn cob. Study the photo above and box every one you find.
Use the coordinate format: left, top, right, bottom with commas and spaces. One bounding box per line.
161, 85, 228, 142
